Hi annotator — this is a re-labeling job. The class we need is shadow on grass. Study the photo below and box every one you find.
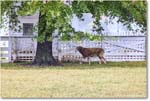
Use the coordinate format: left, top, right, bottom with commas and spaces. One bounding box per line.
1, 61, 146, 70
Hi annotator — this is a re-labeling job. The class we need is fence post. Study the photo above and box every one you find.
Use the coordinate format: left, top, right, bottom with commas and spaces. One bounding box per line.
58, 41, 62, 62
8, 36, 12, 62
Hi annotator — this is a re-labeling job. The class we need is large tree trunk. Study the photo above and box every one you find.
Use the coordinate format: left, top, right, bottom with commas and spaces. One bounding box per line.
33, 41, 61, 66
32, 8, 61, 66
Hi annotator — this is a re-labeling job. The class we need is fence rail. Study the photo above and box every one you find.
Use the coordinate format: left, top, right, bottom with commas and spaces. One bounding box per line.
57, 36, 146, 62
0, 40, 9, 63
0, 34, 146, 63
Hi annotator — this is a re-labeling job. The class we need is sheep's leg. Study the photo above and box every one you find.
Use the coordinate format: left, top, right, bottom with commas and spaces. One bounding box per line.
80, 61, 82, 64
99, 56, 106, 64
80, 60, 82, 64
99, 60, 101, 64
98, 53, 103, 64
98, 52, 106, 64
80, 57, 82, 64
87, 57, 91, 65
98, 56, 102, 64
102, 57, 107, 64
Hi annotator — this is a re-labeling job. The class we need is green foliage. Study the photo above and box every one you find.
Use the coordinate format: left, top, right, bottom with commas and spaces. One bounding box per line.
61, 33, 72, 41
61, 31, 102, 41
17, 1, 40, 16
1, 1, 14, 15
72, 1, 146, 32
72, 32, 102, 41
1, 1, 22, 32
1, 0, 147, 42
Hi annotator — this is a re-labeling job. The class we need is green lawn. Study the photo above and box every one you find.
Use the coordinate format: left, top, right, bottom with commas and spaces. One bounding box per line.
0, 61, 147, 98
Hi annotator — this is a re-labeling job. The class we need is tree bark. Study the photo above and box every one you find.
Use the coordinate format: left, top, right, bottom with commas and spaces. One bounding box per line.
33, 41, 61, 66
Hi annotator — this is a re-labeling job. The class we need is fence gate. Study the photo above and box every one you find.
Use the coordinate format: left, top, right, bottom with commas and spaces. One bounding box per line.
102, 36, 146, 61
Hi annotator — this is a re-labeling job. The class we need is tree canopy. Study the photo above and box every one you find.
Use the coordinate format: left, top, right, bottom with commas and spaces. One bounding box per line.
1, 0, 147, 41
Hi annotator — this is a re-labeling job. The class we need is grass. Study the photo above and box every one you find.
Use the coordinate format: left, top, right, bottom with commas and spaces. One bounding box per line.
0, 61, 147, 98
1, 61, 146, 69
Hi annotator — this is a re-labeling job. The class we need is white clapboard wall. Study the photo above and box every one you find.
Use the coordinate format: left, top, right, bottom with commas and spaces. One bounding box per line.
0, 34, 146, 63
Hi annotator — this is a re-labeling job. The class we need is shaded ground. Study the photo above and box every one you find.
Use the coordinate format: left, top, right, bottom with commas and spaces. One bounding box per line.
1, 61, 146, 69
0, 61, 147, 98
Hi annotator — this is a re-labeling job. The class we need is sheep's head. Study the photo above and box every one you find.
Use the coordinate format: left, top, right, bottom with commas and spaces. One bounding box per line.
76, 46, 83, 51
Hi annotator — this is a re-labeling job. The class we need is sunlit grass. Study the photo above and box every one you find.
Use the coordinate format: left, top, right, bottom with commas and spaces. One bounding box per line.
1, 61, 147, 98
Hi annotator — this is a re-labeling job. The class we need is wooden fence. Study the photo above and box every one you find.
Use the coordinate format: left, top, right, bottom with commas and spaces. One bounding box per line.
56, 36, 146, 62
0, 36, 37, 63
0, 34, 146, 63
0, 39, 9, 63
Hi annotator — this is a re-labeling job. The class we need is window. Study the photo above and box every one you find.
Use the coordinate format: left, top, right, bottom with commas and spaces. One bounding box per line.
23, 23, 33, 35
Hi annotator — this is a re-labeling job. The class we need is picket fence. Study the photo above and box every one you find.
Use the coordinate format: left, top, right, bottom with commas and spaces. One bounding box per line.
0, 34, 146, 63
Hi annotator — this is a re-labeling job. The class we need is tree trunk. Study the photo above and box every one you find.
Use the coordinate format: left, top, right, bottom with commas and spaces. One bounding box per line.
33, 41, 61, 66
32, 8, 62, 66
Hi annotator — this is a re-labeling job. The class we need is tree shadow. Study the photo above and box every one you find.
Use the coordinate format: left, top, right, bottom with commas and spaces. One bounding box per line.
1, 61, 146, 70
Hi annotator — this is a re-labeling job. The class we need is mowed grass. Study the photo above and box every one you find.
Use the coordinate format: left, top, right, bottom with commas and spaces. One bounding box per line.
1, 61, 147, 98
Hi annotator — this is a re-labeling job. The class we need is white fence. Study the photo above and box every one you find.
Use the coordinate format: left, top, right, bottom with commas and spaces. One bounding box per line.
0, 34, 146, 63
57, 36, 146, 62
0, 36, 37, 62
0, 40, 9, 63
